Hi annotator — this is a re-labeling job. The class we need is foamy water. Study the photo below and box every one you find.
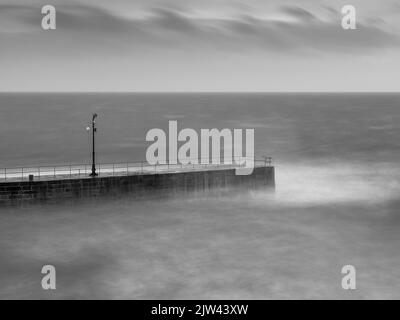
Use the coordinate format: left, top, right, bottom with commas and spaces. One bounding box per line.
272, 163, 400, 206
1, 93, 400, 299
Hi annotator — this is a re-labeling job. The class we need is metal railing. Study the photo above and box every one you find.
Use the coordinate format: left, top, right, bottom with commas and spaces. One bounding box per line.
0, 157, 272, 182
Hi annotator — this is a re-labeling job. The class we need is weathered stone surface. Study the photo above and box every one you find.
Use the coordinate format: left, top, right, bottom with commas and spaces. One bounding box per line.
0, 167, 274, 206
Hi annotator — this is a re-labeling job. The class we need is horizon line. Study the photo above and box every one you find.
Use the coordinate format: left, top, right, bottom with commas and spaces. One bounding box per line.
1, 91, 400, 94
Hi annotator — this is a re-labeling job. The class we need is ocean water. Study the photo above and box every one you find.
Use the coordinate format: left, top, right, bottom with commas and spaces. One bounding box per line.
0, 93, 400, 299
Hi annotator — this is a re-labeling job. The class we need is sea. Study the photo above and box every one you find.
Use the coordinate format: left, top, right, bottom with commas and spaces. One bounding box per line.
0, 93, 399, 299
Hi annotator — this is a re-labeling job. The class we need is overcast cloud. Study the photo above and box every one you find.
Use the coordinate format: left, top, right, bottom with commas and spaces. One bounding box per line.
0, 0, 399, 91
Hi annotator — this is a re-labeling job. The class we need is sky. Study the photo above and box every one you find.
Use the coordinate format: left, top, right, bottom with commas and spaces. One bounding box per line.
0, 0, 400, 92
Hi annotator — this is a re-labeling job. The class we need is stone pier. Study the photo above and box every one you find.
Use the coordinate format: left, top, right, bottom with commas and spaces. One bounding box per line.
0, 166, 275, 205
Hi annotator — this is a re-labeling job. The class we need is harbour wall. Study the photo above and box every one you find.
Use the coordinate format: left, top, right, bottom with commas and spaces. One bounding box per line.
0, 166, 275, 205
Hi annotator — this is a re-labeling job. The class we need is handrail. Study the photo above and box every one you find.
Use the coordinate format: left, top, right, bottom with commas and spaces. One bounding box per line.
0, 157, 272, 182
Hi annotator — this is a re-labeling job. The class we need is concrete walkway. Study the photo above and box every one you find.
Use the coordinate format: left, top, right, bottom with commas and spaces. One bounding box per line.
0, 160, 268, 183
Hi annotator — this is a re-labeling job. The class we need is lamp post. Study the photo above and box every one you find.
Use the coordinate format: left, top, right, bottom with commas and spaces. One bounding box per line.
88, 113, 98, 177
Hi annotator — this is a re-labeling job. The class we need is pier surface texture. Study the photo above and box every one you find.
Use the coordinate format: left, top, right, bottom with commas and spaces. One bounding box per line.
0, 163, 275, 205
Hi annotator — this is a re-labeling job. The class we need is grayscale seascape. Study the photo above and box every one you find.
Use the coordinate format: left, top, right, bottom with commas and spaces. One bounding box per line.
1, 93, 399, 299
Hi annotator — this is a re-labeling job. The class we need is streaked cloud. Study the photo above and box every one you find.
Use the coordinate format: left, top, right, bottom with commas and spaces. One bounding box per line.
0, 0, 399, 91
1, 2, 399, 53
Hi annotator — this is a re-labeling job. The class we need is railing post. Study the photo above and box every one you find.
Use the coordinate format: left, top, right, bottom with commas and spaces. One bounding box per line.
70, 165, 72, 178
38, 167, 40, 180
4, 168, 6, 181
22, 167, 24, 181
54, 167, 56, 179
